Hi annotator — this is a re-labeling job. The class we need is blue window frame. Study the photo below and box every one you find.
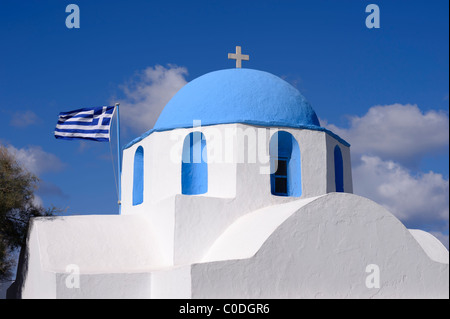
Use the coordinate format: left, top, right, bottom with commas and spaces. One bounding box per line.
182, 132, 208, 195
133, 146, 144, 205
270, 131, 302, 197
334, 145, 344, 192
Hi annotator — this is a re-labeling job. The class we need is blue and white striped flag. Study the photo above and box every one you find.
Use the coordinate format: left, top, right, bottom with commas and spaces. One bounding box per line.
55, 106, 116, 142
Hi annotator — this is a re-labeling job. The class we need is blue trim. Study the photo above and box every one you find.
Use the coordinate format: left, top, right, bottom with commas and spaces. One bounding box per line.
182, 132, 208, 195
334, 145, 344, 192
124, 121, 350, 150
133, 146, 144, 205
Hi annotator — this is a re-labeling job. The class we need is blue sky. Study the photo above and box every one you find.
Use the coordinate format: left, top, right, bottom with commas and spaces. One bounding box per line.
0, 1, 448, 245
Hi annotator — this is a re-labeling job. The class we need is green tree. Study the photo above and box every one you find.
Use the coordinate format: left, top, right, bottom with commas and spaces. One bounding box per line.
0, 145, 56, 280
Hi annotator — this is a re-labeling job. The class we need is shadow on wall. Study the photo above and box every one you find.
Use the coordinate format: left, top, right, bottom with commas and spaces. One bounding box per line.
4, 231, 30, 299
0, 281, 14, 299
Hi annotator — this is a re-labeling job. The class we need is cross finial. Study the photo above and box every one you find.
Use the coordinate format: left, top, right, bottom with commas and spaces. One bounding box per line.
228, 46, 249, 68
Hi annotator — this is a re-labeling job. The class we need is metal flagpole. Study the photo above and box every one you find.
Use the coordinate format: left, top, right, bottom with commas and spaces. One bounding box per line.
115, 102, 122, 214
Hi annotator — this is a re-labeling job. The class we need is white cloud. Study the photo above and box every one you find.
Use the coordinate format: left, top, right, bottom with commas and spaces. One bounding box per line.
353, 155, 449, 248
324, 103, 449, 248
10, 110, 40, 128
6, 145, 65, 176
324, 104, 449, 167
353, 155, 449, 225
117, 64, 188, 134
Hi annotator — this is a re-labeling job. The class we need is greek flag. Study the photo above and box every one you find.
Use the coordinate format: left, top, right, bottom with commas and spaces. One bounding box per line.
54, 106, 116, 142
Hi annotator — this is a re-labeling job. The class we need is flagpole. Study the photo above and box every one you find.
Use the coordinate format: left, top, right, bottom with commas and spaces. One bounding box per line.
115, 102, 122, 214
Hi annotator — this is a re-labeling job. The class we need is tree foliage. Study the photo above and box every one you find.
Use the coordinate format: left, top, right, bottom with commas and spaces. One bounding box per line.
0, 145, 56, 280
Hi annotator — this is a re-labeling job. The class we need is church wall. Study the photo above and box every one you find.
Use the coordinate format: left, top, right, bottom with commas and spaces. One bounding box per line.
290, 128, 329, 197
173, 196, 242, 264
151, 265, 191, 298
190, 193, 449, 298
121, 124, 238, 215
121, 123, 347, 214
171, 125, 341, 265
19, 220, 57, 299
342, 142, 353, 193
121, 124, 353, 266
234, 125, 330, 199
121, 130, 183, 212
325, 134, 353, 193
55, 272, 152, 299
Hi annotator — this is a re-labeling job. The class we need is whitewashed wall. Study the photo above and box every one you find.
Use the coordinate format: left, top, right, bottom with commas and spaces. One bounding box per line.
121, 124, 353, 265
191, 193, 449, 298
121, 124, 352, 212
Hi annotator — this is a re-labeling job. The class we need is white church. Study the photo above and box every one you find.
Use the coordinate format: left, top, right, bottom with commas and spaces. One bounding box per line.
8, 51, 449, 298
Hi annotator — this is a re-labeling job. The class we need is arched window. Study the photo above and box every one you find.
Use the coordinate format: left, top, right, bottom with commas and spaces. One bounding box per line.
270, 131, 301, 197
334, 145, 344, 192
182, 131, 208, 195
133, 146, 144, 205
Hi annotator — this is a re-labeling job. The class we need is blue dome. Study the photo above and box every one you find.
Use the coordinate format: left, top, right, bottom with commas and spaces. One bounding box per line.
124, 68, 350, 149
154, 68, 321, 131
